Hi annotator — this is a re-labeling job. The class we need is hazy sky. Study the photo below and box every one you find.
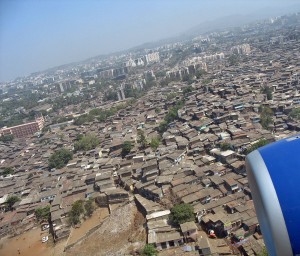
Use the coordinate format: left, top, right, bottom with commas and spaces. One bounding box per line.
0, 0, 300, 82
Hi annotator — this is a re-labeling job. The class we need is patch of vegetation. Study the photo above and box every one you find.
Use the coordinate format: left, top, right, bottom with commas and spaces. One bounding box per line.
74, 114, 94, 125
141, 244, 158, 256
245, 138, 269, 155
158, 100, 185, 134
48, 148, 73, 169
261, 86, 273, 100
182, 85, 193, 95
203, 79, 212, 85
158, 121, 168, 134
260, 106, 273, 130
220, 142, 232, 151
121, 141, 133, 158
74, 102, 133, 126
0, 167, 14, 177
149, 137, 160, 151
155, 107, 161, 114
228, 54, 239, 66
68, 200, 84, 226
160, 76, 180, 87
52, 116, 72, 124
1, 112, 24, 126
289, 108, 300, 120
182, 74, 193, 84
52, 93, 91, 112
5, 195, 21, 211
84, 198, 95, 217
35, 205, 50, 221
195, 69, 207, 79
124, 87, 143, 99
155, 70, 166, 78
137, 130, 147, 149
103, 90, 118, 102
166, 93, 177, 100
74, 134, 100, 152
170, 203, 194, 225
0, 134, 14, 142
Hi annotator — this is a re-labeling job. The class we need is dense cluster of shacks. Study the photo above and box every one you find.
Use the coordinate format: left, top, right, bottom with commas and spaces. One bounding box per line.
1, 14, 300, 255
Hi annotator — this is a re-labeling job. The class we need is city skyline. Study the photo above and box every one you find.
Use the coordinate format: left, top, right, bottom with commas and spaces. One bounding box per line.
1, 0, 300, 82
0, 10, 300, 256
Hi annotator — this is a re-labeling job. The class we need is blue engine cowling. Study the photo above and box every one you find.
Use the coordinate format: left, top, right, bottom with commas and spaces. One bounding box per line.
246, 134, 300, 256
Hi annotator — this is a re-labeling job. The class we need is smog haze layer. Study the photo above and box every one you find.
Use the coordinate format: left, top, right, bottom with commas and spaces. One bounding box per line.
0, 0, 300, 82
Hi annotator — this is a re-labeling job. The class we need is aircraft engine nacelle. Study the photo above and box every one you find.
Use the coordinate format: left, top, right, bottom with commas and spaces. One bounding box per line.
246, 135, 300, 256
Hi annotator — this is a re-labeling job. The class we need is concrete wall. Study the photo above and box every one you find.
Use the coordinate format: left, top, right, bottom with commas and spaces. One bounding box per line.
156, 238, 183, 250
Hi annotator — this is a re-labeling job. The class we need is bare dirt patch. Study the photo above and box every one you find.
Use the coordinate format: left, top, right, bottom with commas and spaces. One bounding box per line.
0, 227, 65, 256
66, 202, 146, 256
0, 207, 110, 256
66, 206, 110, 245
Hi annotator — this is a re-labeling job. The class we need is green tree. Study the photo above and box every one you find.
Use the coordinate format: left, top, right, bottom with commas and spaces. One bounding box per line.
154, 107, 161, 114
137, 130, 148, 149
0, 134, 14, 142
60, 124, 66, 130
124, 87, 142, 99
158, 101, 184, 134
182, 85, 193, 95
195, 69, 207, 79
89, 108, 103, 116
5, 195, 20, 211
35, 205, 50, 221
289, 108, 300, 120
166, 93, 177, 100
74, 114, 94, 125
170, 203, 194, 225
261, 86, 273, 100
203, 79, 212, 85
228, 54, 239, 66
220, 142, 231, 151
150, 137, 160, 151
245, 138, 269, 155
76, 134, 84, 141
89, 105, 127, 123
142, 244, 158, 256
182, 74, 193, 84
164, 107, 178, 123
68, 200, 84, 226
260, 106, 273, 130
121, 141, 133, 158
84, 198, 95, 217
42, 126, 50, 133
48, 148, 73, 169
74, 133, 100, 152
160, 78, 168, 87
155, 70, 166, 78
0, 167, 14, 177
103, 90, 118, 101
158, 121, 168, 134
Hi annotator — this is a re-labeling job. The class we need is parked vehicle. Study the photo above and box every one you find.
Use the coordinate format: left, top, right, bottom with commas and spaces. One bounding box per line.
42, 236, 49, 243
